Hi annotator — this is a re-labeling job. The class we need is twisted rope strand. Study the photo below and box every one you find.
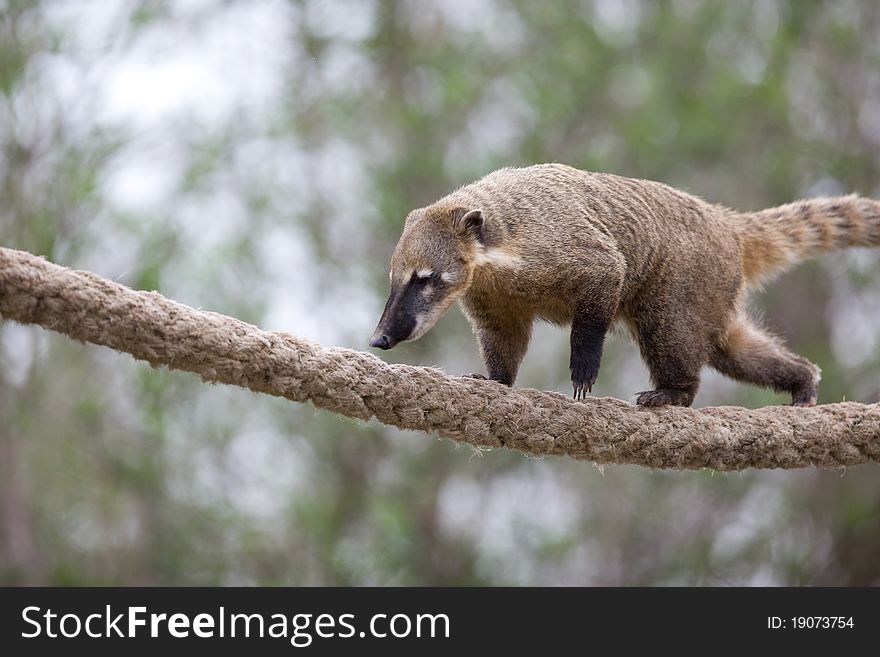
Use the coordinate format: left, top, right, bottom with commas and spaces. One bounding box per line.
1, 246, 878, 470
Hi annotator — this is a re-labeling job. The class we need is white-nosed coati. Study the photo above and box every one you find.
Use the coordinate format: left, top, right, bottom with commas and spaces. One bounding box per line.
370, 164, 880, 407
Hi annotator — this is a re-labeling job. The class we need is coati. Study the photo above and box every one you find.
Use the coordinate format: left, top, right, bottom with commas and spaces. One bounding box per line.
369, 163, 880, 407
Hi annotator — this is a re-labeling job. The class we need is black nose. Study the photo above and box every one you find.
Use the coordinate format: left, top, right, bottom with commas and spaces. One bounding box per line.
370, 335, 390, 349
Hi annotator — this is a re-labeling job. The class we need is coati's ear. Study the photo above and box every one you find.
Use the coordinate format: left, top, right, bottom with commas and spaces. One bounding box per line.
453, 208, 484, 242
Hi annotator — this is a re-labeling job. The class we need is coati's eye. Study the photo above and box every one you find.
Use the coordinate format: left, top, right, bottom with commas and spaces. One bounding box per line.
412, 270, 433, 286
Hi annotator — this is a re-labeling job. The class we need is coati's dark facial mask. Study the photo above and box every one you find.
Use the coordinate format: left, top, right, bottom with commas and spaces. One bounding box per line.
370, 270, 454, 349
371, 206, 480, 350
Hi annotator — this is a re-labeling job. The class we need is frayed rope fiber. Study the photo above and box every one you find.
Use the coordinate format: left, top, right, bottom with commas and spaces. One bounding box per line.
1, 246, 878, 471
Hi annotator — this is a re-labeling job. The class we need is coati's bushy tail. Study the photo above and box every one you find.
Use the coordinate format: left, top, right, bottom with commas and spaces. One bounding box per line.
733, 195, 880, 285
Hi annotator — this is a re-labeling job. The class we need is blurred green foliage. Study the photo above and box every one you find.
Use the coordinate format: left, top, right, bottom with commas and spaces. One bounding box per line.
1, 0, 879, 585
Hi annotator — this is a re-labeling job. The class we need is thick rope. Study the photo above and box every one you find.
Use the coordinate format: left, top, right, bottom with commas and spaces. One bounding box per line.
0, 246, 878, 470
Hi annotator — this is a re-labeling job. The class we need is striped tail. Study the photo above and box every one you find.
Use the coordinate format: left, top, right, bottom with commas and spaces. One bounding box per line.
732, 194, 880, 285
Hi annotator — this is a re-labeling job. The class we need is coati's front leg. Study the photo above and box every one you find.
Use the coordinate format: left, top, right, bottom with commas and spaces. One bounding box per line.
568, 261, 625, 399
570, 300, 614, 400
467, 314, 533, 385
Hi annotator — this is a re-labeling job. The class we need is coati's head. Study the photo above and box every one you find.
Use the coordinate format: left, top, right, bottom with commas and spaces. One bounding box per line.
370, 206, 484, 349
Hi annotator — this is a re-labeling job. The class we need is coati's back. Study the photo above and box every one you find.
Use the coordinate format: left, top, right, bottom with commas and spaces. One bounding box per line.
438, 163, 741, 309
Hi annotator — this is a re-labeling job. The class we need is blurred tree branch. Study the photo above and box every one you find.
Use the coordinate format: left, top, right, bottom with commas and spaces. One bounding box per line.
1, 246, 878, 472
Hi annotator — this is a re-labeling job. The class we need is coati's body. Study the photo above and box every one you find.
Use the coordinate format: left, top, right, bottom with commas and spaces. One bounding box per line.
370, 164, 880, 406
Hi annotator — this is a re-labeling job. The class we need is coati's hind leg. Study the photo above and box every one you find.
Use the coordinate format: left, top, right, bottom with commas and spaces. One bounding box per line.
465, 313, 533, 386
632, 312, 708, 407
710, 316, 820, 406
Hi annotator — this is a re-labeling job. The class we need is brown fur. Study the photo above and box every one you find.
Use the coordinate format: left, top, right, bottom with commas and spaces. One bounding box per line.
372, 164, 880, 406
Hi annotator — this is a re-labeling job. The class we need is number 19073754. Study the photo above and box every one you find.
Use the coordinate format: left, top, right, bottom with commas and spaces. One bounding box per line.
768, 616, 854, 629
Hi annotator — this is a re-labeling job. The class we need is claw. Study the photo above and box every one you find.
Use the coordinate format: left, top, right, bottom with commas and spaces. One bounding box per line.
571, 379, 594, 401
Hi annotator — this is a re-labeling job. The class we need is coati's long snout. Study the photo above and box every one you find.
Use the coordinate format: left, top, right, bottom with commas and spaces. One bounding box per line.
371, 207, 482, 351
370, 283, 418, 349
370, 270, 462, 350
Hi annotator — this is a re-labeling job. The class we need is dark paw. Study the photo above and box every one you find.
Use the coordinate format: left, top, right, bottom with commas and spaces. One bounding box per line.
461, 373, 488, 380
634, 388, 694, 407
791, 388, 818, 407
792, 369, 819, 406
570, 359, 599, 401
